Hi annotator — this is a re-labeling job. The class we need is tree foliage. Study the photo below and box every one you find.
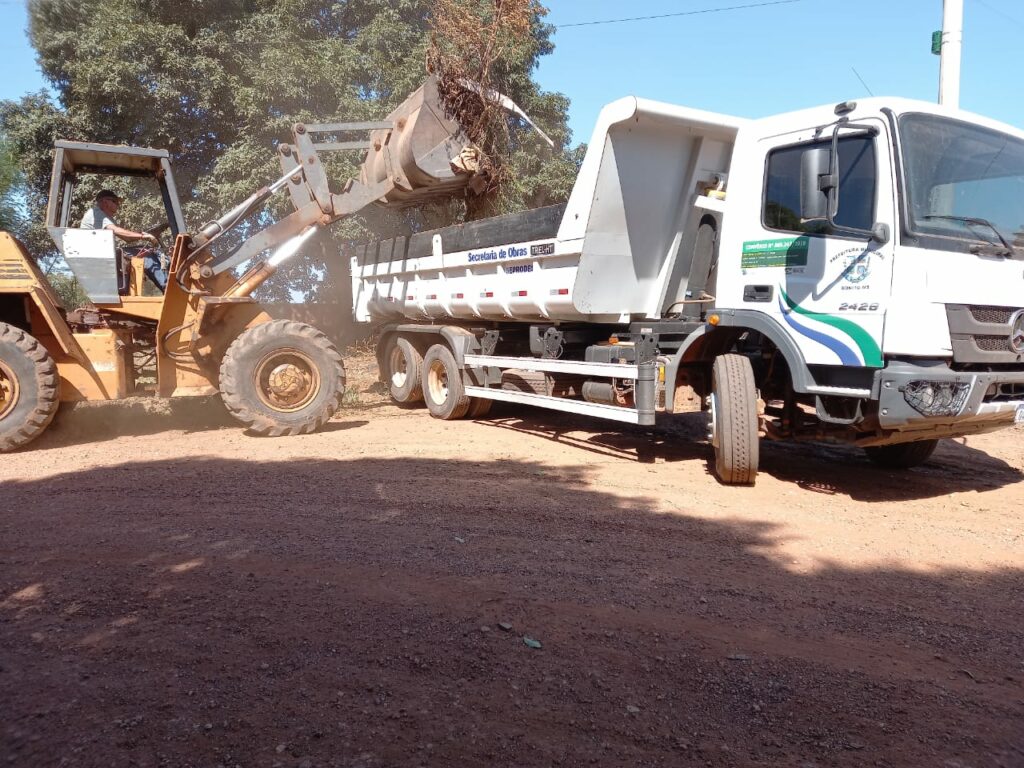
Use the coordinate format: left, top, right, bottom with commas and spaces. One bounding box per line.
1, 0, 580, 302
0, 134, 22, 233
46, 271, 92, 310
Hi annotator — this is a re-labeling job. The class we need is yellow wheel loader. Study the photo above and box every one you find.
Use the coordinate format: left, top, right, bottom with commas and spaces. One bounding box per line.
0, 76, 481, 450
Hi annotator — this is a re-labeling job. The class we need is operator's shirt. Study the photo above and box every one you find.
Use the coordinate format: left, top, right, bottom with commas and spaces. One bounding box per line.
79, 206, 116, 230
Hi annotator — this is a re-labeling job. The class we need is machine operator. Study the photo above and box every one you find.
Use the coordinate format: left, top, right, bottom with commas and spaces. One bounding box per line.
80, 189, 168, 293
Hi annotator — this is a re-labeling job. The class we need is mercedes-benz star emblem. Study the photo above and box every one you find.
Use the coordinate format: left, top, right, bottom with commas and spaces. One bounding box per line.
1009, 310, 1024, 354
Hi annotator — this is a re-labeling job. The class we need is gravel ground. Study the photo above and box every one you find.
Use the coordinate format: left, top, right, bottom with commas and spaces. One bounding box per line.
2, 350, 1023, 767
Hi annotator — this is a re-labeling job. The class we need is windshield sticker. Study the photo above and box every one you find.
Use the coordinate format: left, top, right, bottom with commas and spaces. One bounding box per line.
742, 237, 809, 268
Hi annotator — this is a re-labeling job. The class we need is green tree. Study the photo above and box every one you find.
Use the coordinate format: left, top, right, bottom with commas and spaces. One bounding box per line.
46, 271, 91, 310
2, 0, 580, 302
0, 133, 24, 234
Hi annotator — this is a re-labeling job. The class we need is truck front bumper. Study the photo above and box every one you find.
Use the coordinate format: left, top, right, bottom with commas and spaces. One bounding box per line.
875, 361, 1024, 434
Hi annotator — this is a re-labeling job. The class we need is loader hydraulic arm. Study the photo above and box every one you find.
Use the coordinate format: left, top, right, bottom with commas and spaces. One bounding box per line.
187, 74, 480, 294
192, 126, 396, 282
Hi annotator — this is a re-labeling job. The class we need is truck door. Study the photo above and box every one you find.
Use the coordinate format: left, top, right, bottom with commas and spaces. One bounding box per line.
743, 118, 895, 368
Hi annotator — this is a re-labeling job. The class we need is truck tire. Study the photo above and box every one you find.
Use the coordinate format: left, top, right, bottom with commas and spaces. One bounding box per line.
383, 335, 424, 405
422, 343, 470, 420
219, 320, 346, 437
864, 439, 939, 469
709, 354, 759, 485
501, 369, 547, 395
0, 322, 60, 452
466, 396, 493, 418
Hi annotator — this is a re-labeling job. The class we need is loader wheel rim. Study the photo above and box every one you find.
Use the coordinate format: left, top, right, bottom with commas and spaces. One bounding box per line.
427, 359, 449, 404
253, 348, 320, 413
388, 344, 408, 388
0, 359, 19, 421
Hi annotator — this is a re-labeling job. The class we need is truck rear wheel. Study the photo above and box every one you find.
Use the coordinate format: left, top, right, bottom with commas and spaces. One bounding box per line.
709, 353, 759, 485
383, 335, 424, 405
864, 439, 939, 469
466, 396, 493, 418
422, 343, 470, 420
0, 322, 60, 452
219, 320, 345, 437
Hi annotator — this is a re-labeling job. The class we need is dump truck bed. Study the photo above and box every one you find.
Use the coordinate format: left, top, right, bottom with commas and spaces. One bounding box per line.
350, 97, 747, 324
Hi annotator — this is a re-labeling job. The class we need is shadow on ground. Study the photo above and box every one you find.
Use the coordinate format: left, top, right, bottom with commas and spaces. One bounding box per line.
479, 405, 1024, 502
26, 396, 1024, 505
1, 456, 1021, 767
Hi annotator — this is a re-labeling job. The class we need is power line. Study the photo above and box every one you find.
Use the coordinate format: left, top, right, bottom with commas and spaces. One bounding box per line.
851, 67, 874, 97
974, 0, 1024, 30
557, 0, 803, 29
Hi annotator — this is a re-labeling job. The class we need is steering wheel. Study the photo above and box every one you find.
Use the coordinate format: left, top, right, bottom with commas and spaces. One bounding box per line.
143, 221, 172, 249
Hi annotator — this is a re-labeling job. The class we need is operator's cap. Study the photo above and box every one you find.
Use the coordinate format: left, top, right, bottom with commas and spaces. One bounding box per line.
95, 189, 122, 203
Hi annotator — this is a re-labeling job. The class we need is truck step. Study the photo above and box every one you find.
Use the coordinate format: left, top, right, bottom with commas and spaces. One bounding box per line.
804, 384, 872, 398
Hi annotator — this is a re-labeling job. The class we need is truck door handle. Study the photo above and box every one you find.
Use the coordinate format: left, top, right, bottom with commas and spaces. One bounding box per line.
743, 285, 773, 302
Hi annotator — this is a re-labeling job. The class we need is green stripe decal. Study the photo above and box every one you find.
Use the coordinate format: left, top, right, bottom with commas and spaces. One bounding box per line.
780, 290, 882, 367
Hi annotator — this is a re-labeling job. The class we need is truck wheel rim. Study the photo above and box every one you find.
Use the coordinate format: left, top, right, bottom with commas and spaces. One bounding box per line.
427, 359, 448, 404
253, 348, 321, 413
0, 360, 19, 420
388, 345, 407, 388
708, 391, 720, 449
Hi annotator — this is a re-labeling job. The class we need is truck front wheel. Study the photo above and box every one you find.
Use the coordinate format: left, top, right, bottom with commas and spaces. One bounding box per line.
0, 322, 60, 452
421, 344, 470, 420
864, 439, 939, 469
219, 320, 346, 436
708, 354, 759, 485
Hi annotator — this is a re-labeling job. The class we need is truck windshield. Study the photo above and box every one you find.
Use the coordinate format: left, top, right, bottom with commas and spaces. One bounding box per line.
900, 113, 1024, 254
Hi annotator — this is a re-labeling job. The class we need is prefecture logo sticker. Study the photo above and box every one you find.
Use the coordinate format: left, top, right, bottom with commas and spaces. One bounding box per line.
841, 250, 871, 284
829, 246, 883, 291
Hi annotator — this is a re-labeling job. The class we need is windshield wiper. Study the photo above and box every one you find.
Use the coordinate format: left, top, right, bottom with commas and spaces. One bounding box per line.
922, 214, 1019, 257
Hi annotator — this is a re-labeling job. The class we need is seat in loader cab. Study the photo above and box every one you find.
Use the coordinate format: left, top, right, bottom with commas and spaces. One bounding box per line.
45, 141, 186, 304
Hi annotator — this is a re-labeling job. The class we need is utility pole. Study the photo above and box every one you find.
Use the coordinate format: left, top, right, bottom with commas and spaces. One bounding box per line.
938, 0, 963, 107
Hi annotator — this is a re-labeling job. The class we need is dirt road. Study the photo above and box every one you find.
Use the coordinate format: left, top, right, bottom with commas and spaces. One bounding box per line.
2, 353, 1023, 767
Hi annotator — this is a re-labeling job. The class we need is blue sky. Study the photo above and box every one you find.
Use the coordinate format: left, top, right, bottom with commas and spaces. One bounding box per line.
1, 0, 1023, 145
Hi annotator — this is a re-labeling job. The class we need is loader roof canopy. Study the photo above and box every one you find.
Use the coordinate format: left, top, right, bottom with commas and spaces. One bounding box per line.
46, 140, 186, 240
54, 140, 170, 177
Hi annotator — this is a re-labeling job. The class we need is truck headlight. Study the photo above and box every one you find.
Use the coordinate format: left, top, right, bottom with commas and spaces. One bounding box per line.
902, 380, 970, 417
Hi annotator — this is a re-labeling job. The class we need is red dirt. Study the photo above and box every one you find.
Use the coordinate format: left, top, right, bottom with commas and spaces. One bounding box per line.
2, 352, 1023, 767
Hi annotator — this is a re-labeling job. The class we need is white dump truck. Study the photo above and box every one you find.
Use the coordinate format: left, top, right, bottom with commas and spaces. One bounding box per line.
350, 95, 1024, 484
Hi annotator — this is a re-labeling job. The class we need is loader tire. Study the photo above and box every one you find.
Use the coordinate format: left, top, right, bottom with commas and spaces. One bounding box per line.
864, 439, 939, 469
383, 335, 424, 405
709, 353, 759, 485
219, 320, 345, 437
422, 343, 470, 420
0, 322, 60, 452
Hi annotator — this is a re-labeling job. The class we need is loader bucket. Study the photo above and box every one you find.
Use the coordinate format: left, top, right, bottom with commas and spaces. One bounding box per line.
359, 75, 482, 207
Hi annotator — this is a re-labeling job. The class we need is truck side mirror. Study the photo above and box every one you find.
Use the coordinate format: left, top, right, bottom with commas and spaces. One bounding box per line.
800, 147, 833, 222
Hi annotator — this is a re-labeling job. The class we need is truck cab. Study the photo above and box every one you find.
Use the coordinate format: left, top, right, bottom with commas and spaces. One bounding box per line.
714, 98, 1024, 447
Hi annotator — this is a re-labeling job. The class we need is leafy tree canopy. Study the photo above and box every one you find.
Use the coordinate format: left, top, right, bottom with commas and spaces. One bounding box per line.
0, 134, 21, 233
1, 0, 580, 302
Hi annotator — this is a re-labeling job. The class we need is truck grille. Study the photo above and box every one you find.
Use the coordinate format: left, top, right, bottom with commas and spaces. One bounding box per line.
946, 304, 1024, 364
969, 305, 1014, 324
975, 335, 1010, 352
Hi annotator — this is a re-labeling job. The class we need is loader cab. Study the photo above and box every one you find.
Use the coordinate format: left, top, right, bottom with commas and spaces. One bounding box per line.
45, 141, 186, 306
